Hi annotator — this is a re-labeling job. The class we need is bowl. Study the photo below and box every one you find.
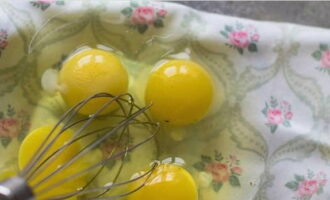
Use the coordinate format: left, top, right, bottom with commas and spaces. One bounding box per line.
1, 1, 330, 200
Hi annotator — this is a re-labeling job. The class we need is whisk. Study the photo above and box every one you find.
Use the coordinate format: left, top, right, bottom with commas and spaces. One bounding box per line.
0, 92, 159, 200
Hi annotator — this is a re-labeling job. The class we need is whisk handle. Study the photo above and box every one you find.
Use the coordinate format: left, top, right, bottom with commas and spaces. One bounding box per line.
0, 177, 34, 200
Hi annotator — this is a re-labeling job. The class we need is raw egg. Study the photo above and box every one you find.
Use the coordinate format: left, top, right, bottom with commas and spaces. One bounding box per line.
128, 164, 198, 200
58, 48, 128, 115
18, 125, 91, 200
145, 59, 214, 126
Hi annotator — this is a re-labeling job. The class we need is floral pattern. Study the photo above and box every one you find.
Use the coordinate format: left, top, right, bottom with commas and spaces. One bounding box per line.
262, 96, 293, 134
312, 43, 330, 74
99, 136, 131, 169
0, 105, 30, 148
0, 29, 8, 57
220, 23, 260, 54
285, 170, 327, 200
30, 0, 64, 11
194, 151, 242, 192
4, 1, 330, 200
121, 1, 167, 34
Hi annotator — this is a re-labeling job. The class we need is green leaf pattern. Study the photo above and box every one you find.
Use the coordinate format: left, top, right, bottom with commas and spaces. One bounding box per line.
284, 62, 324, 119
235, 58, 280, 100
269, 136, 317, 166
29, 17, 89, 53
229, 107, 268, 159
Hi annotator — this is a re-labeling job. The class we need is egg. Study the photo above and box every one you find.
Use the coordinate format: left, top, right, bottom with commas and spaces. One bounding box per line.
128, 164, 198, 200
145, 59, 214, 126
58, 48, 128, 115
18, 125, 91, 200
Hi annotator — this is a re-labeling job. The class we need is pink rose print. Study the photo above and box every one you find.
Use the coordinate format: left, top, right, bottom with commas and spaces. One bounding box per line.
319, 179, 327, 186
131, 6, 155, 25
0, 31, 6, 38
0, 105, 30, 148
285, 111, 293, 120
316, 172, 327, 186
321, 50, 330, 68
286, 170, 327, 200
229, 155, 238, 163
206, 163, 230, 182
0, 29, 8, 57
220, 23, 259, 54
121, 1, 167, 34
0, 40, 8, 49
0, 118, 20, 138
281, 100, 289, 107
229, 31, 250, 48
262, 96, 293, 134
193, 151, 242, 192
298, 180, 319, 197
312, 43, 330, 74
231, 166, 242, 175
252, 34, 260, 41
157, 9, 167, 17
267, 109, 283, 125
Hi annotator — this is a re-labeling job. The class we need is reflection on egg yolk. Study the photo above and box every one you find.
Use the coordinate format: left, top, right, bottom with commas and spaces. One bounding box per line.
145, 59, 214, 126
128, 164, 198, 200
18, 126, 90, 200
59, 48, 128, 115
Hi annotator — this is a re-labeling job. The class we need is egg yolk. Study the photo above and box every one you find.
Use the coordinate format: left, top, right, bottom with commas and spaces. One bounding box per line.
145, 59, 214, 126
128, 164, 198, 200
59, 48, 128, 115
18, 126, 90, 200
0, 169, 16, 182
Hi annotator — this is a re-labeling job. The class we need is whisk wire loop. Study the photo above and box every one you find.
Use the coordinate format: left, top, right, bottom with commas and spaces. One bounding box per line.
14, 93, 159, 200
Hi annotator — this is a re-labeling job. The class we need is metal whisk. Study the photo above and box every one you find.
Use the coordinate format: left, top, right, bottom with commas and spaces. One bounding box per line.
0, 92, 159, 200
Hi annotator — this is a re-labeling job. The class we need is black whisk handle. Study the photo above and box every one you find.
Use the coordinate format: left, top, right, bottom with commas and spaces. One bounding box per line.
0, 177, 34, 200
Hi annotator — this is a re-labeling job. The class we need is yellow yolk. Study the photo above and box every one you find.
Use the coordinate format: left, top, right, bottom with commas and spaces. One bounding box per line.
18, 126, 90, 200
145, 59, 214, 126
0, 169, 16, 182
59, 48, 128, 115
128, 164, 198, 200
